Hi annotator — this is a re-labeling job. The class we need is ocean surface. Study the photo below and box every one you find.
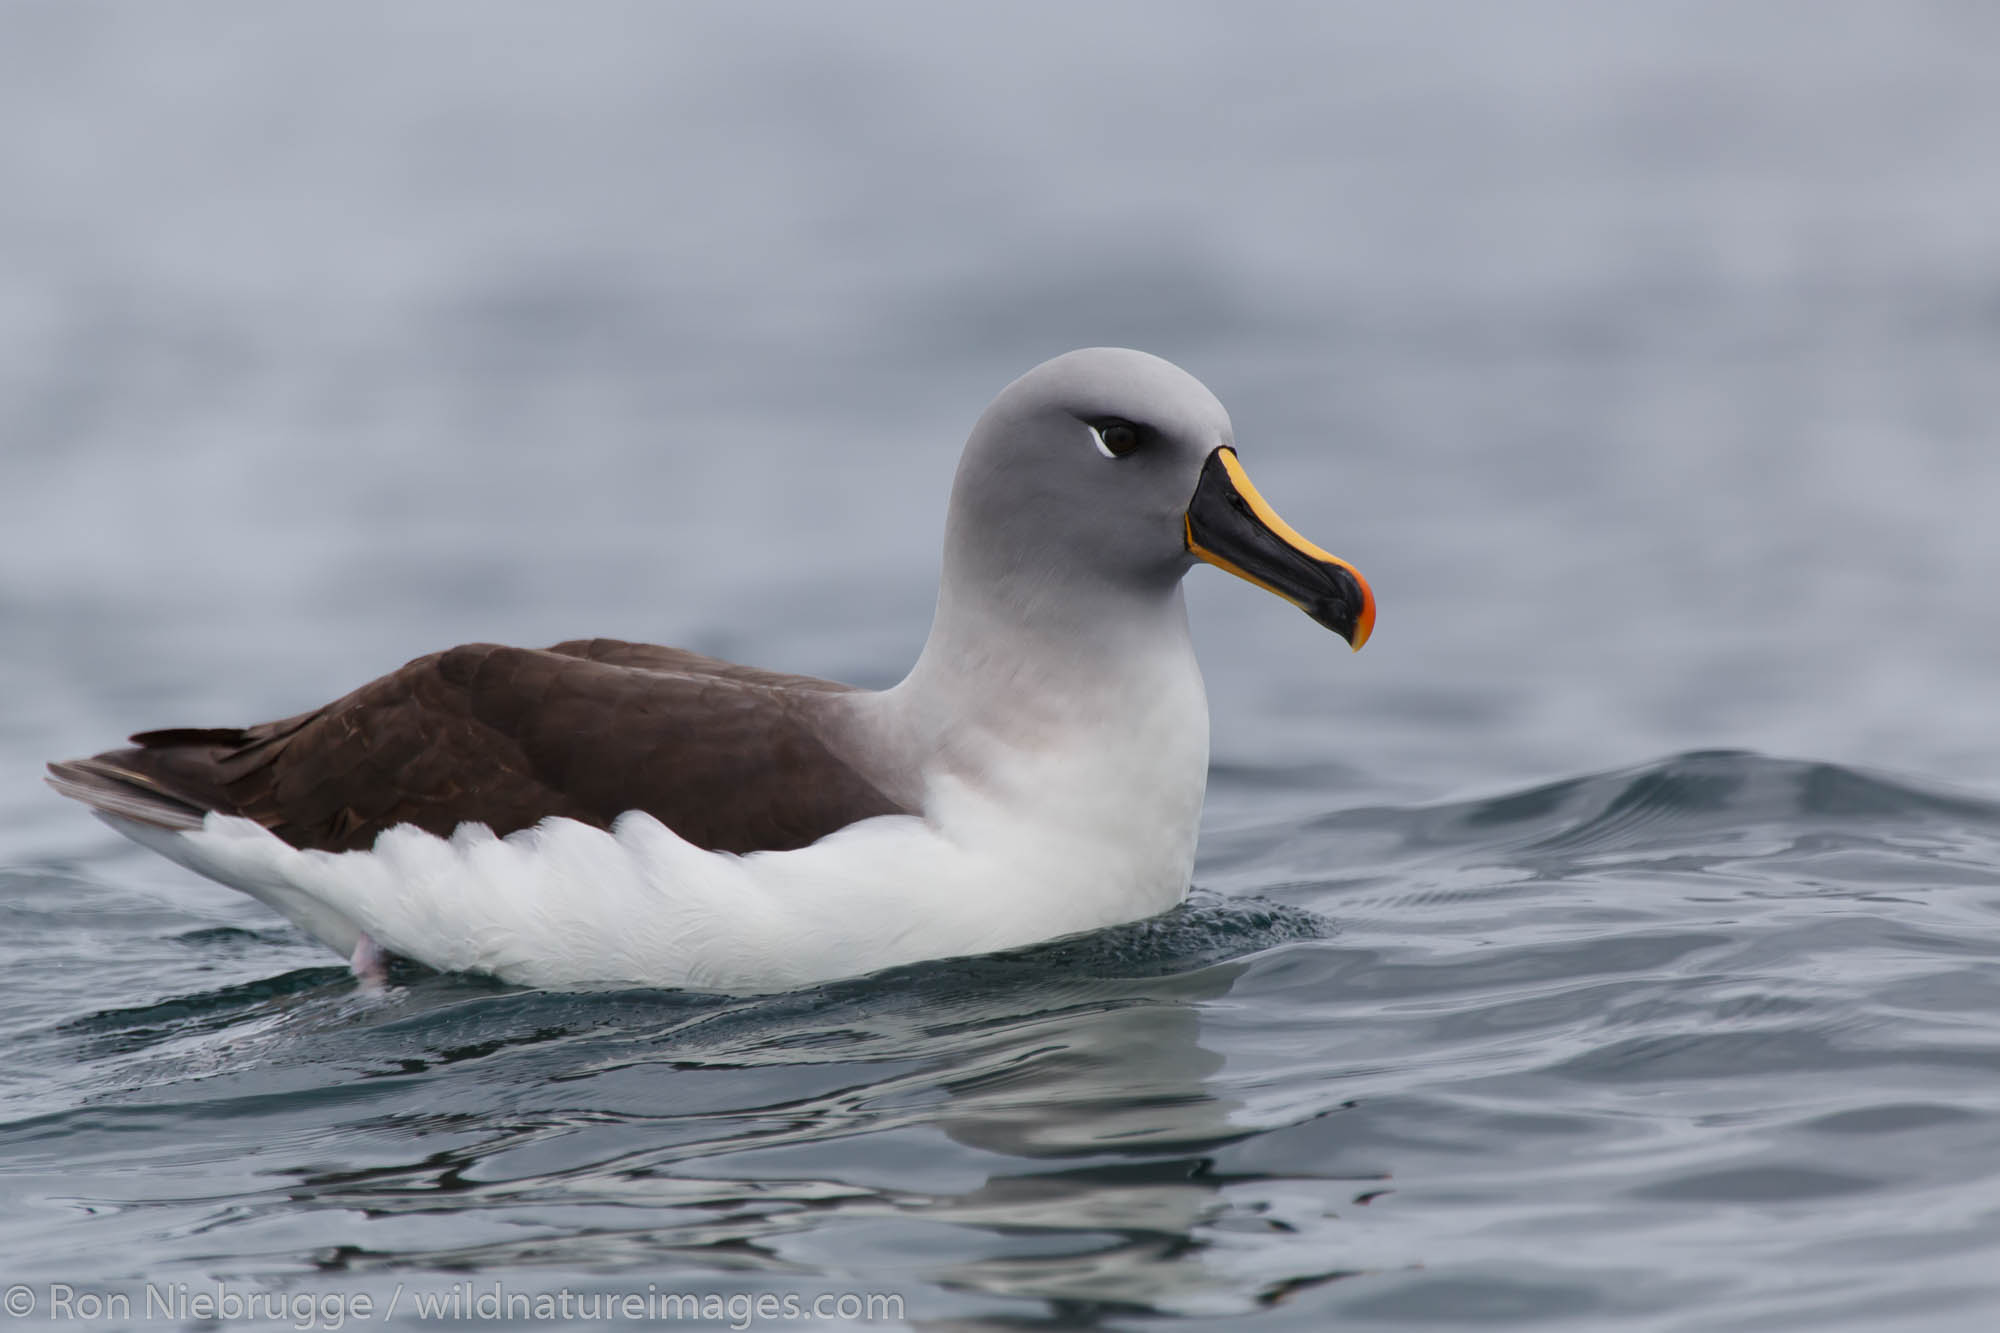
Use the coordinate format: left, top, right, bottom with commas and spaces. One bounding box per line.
5, 4, 2000, 1328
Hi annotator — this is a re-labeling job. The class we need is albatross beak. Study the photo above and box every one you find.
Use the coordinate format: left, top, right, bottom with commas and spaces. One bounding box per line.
1184, 447, 1376, 650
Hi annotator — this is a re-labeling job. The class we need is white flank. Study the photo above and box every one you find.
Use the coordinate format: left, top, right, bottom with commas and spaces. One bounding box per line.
104, 666, 1208, 993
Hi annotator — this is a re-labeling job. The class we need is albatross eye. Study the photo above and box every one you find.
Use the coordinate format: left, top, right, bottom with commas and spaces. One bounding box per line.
1089, 420, 1144, 459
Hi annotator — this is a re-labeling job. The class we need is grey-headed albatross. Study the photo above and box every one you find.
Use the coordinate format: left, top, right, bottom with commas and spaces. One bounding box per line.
48, 348, 1374, 992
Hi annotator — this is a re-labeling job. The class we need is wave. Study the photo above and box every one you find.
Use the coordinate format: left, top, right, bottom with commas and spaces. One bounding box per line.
1283, 749, 2000, 871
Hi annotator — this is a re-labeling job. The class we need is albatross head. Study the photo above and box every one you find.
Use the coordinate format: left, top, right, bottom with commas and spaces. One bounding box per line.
943, 347, 1375, 650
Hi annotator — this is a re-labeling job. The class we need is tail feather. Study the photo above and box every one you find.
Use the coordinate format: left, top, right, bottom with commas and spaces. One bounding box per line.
45, 757, 212, 832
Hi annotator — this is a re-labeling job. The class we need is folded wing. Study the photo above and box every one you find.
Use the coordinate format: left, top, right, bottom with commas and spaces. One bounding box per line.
47, 639, 908, 854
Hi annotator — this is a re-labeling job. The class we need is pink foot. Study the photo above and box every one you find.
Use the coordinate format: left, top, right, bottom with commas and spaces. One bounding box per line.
350, 932, 391, 985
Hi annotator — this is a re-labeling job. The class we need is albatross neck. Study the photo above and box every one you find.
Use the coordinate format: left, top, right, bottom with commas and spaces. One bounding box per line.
886, 557, 1202, 744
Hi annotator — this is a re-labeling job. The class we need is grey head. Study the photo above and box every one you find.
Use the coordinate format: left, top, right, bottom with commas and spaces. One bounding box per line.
938, 347, 1375, 648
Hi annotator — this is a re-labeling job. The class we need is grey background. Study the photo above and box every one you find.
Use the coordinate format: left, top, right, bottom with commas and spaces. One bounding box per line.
7, 2, 1998, 822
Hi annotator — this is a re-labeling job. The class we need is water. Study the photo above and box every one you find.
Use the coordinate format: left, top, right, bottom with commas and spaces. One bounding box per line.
5, 3, 2000, 1328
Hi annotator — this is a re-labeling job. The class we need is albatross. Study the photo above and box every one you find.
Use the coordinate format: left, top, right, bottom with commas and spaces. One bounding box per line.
47, 348, 1374, 993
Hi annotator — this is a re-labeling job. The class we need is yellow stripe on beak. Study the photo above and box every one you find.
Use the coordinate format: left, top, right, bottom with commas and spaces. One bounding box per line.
1185, 447, 1376, 651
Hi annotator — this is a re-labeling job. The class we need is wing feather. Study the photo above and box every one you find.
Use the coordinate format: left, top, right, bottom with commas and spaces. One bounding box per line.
48, 640, 908, 854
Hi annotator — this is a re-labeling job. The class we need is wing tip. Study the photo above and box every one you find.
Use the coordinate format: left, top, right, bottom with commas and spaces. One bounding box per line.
127, 726, 253, 748
45, 757, 211, 833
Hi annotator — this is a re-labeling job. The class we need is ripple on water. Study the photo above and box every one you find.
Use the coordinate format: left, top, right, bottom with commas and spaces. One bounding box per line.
2, 750, 1999, 1325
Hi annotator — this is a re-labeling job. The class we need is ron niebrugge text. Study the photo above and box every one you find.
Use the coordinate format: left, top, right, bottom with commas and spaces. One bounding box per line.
4, 1281, 906, 1328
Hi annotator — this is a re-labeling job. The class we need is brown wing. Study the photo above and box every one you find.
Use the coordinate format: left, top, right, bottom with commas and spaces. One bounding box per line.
544, 636, 856, 689
48, 640, 908, 854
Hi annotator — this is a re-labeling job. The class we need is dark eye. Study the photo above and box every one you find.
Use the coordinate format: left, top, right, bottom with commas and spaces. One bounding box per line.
1091, 419, 1143, 459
